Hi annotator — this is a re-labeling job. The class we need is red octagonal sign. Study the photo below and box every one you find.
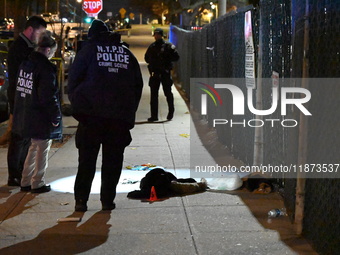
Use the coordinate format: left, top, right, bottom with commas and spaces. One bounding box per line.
83, 0, 103, 17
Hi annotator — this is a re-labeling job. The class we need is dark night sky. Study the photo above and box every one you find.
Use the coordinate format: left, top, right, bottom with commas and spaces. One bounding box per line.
101, 0, 129, 15
98, 0, 153, 22
99, 0, 135, 19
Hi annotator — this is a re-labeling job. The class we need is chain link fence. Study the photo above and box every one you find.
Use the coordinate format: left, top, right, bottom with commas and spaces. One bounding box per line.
174, 6, 256, 163
293, 0, 340, 254
171, 0, 339, 254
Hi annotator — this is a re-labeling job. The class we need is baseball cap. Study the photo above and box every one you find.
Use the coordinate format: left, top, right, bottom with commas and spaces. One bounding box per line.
153, 28, 164, 36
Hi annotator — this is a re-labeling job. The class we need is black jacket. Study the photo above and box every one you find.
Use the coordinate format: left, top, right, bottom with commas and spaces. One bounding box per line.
7, 33, 35, 114
12, 51, 62, 140
68, 32, 143, 129
144, 38, 179, 72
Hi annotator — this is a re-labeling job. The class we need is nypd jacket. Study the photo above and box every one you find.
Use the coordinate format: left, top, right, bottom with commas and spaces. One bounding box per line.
7, 33, 35, 114
12, 51, 62, 140
144, 38, 179, 73
68, 32, 143, 129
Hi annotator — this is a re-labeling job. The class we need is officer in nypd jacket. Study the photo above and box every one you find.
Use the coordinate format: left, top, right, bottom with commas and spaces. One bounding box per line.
12, 50, 62, 141
144, 28, 179, 122
68, 19, 143, 211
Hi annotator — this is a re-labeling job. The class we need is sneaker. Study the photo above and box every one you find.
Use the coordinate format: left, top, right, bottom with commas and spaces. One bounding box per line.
147, 117, 158, 122
75, 199, 88, 212
20, 186, 32, 192
102, 202, 116, 211
31, 185, 51, 193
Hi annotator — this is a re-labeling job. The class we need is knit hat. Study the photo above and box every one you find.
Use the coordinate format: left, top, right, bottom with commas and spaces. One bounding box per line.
88, 19, 109, 38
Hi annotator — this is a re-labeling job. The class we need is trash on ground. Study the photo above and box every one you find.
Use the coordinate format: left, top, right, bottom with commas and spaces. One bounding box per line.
207, 174, 243, 190
268, 208, 287, 217
179, 133, 190, 138
125, 163, 157, 171
60, 202, 69, 206
121, 178, 139, 184
141, 163, 157, 167
57, 217, 82, 223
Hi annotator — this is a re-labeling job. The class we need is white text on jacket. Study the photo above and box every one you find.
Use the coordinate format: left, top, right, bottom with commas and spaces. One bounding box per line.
96, 45, 129, 73
16, 70, 33, 98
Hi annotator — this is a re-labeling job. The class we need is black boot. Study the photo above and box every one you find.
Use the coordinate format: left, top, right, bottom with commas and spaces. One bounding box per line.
75, 199, 88, 212
167, 106, 175, 120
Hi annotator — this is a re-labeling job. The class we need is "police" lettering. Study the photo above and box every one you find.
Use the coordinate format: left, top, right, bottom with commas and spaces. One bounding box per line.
17, 78, 33, 89
97, 53, 129, 64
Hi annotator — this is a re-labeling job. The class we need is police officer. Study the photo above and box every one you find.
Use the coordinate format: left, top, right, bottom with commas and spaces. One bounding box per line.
7, 16, 47, 186
12, 32, 62, 193
145, 28, 179, 122
68, 20, 143, 211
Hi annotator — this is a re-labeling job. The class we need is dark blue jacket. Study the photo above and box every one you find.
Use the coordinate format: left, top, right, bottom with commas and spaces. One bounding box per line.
68, 32, 143, 129
7, 33, 35, 114
12, 51, 62, 140
145, 38, 179, 72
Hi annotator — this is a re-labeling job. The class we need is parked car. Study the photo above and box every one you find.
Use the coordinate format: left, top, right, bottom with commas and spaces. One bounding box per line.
62, 39, 76, 76
68, 27, 87, 39
41, 13, 52, 23
7, 18, 14, 30
0, 18, 13, 31
51, 13, 60, 22
0, 42, 9, 122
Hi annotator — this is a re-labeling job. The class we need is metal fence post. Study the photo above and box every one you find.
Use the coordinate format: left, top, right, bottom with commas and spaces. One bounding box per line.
253, 8, 264, 166
295, 0, 309, 235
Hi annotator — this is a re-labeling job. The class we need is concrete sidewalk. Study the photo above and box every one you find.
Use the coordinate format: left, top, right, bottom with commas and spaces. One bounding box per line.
0, 63, 317, 254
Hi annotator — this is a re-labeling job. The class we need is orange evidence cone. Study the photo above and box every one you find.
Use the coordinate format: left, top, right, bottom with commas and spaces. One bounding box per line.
149, 186, 158, 201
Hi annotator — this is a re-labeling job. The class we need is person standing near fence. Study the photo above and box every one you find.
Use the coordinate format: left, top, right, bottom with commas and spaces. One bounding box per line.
6, 16, 47, 186
12, 32, 62, 193
145, 28, 179, 122
68, 20, 143, 211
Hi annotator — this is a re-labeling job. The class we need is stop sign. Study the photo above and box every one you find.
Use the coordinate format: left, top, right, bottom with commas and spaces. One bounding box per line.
83, 0, 103, 17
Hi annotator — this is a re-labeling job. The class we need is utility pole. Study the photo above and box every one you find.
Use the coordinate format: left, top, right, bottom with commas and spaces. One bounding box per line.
218, 0, 227, 17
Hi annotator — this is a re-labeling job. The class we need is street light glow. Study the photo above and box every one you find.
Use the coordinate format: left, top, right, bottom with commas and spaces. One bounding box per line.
49, 169, 194, 194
